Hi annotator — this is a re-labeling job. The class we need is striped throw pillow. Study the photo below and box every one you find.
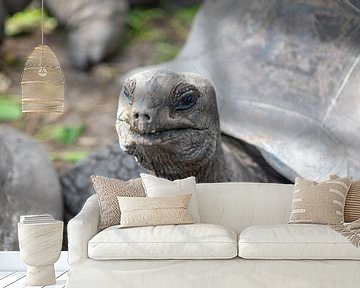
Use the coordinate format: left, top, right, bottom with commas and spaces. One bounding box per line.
345, 180, 360, 222
330, 175, 360, 223
289, 177, 351, 225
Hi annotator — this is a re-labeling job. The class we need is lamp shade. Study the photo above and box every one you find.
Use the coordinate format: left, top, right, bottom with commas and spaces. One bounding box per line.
21, 45, 65, 113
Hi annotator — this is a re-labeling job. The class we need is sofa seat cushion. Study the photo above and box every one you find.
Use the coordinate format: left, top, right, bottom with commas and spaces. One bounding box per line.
89, 223, 237, 260
238, 224, 360, 260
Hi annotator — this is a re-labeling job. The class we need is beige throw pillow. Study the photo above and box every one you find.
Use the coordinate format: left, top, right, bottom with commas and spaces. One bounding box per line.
330, 175, 360, 223
117, 194, 194, 228
140, 173, 200, 222
289, 177, 351, 225
345, 181, 360, 222
91, 175, 146, 229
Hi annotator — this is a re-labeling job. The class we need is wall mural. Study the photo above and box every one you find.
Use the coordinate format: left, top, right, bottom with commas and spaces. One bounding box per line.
0, 0, 359, 250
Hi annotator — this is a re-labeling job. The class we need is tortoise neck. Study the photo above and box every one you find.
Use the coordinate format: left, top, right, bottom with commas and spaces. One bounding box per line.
144, 131, 228, 183
193, 137, 229, 183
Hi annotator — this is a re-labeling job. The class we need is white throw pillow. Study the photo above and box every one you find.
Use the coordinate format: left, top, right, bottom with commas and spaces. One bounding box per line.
140, 173, 200, 222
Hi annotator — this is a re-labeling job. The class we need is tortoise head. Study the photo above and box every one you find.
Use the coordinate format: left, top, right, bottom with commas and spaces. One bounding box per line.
116, 70, 220, 179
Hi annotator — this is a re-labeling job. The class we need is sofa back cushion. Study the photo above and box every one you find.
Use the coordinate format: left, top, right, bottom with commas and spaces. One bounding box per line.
195, 182, 294, 234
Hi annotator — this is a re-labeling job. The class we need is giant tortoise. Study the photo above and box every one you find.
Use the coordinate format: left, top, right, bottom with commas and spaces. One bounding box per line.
61, 0, 360, 216
125, 0, 360, 181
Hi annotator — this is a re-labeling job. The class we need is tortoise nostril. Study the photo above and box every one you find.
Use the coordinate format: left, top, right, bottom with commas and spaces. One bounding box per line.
133, 112, 151, 122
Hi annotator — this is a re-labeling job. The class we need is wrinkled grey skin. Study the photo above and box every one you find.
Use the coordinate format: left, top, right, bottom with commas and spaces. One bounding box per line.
116, 70, 288, 183
128, 0, 360, 181
0, 0, 128, 69
116, 70, 223, 182
0, 126, 62, 251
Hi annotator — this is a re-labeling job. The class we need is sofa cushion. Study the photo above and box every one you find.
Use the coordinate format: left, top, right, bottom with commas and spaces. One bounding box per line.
88, 223, 237, 260
238, 224, 360, 260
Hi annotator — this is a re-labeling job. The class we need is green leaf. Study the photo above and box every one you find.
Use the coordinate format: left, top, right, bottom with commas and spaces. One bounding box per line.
175, 5, 200, 25
5, 7, 57, 37
0, 95, 22, 121
59, 125, 86, 145
155, 41, 181, 62
36, 124, 86, 145
50, 151, 90, 163
128, 8, 166, 30
124, 5, 199, 62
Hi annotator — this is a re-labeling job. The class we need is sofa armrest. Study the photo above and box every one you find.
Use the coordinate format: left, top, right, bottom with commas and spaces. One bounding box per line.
67, 194, 99, 264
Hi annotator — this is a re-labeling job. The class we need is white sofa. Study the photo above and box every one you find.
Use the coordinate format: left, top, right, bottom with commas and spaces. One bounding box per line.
66, 182, 360, 288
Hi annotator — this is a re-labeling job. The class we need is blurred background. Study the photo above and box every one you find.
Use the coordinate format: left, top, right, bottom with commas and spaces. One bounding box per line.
0, 0, 199, 174
2, 0, 359, 252
0, 0, 201, 251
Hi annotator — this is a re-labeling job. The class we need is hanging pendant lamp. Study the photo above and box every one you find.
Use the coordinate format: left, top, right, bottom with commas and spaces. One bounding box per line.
21, 0, 65, 113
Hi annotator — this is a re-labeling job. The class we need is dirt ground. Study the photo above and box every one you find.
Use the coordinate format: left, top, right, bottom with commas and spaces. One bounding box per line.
0, 5, 197, 174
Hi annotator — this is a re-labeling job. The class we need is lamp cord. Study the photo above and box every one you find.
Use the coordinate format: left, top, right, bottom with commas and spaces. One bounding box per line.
41, 0, 44, 45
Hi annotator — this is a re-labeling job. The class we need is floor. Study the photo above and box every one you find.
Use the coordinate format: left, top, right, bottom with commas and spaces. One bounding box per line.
0, 252, 69, 288
0, 271, 67, 288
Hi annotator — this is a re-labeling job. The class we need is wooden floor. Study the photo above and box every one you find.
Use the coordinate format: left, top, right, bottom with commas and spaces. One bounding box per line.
0, 252, 69, 288
0, 271, 67, 288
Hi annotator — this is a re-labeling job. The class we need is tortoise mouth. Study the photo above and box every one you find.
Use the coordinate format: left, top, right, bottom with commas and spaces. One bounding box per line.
116, 120, 206, 145
116, 120, 217, 174
128, 127, 204, 145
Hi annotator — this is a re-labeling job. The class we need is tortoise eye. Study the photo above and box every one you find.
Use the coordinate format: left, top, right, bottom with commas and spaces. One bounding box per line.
173, 83, 199, 111
175, 91, 197, 110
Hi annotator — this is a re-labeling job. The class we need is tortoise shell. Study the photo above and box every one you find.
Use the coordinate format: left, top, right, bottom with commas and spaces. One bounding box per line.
131, 0, 360, 181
